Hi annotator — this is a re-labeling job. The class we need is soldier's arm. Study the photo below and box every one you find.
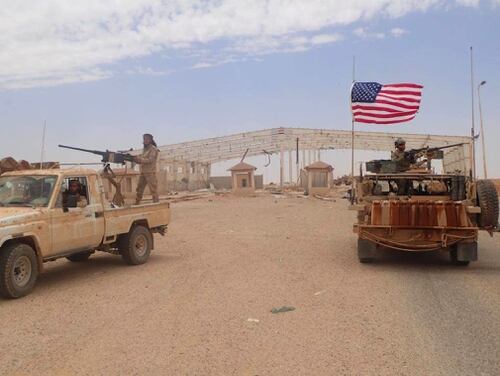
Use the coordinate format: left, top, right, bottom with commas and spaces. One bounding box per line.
135, 148, 158, 164
391, 151, 403, 162
77, 196, 88, 208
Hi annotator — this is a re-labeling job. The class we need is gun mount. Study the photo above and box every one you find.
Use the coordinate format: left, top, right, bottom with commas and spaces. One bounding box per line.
366, 142, 466, 174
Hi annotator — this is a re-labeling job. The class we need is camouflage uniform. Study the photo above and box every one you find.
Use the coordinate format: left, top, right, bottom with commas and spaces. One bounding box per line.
391, 149, 405, 162
391, 146, 411, 171
135, 144, 159, 204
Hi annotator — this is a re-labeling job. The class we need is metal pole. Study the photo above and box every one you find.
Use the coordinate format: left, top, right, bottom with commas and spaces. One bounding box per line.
470, 47, 476, 179
40, 121, 46, 170
478, 81, 488, 178
350, 56, 356, 203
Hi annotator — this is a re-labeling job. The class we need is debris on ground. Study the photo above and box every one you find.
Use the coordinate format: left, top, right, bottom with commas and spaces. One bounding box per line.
247, 318, 260, 323
314, 195, 336, 202
271, 306, 296, 314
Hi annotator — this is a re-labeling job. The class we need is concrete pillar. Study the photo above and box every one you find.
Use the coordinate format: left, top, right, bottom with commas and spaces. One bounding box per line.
308, 150, 312, 165
288, 149, 293, 184
317, 149, 321, 161
280, 146, 284, 189
296, 148, 300, 186
302, 149, 306, 169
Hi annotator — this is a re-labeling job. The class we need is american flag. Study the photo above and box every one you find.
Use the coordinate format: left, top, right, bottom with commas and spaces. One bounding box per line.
351, 82, 423, 124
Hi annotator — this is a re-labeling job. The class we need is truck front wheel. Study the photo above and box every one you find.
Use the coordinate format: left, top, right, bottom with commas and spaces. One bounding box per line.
119, 226, 152, 265
0, 243, 39, 299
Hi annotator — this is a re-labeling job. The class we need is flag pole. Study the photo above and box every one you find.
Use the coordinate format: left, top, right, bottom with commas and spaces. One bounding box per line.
350, 55, 356, 203
470, 46, 476, 179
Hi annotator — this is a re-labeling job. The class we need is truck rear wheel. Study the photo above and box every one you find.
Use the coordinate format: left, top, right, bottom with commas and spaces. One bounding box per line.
119, 225, 152, 265
0, 243, 39, 299
66, 251, 92, 262
476, 179, 499, 228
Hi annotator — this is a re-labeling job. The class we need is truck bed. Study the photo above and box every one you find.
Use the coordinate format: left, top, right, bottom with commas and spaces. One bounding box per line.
103, 202, 170, 240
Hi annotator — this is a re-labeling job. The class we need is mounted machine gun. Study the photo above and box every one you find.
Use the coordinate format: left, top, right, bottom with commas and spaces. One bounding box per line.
58, 145, 136, 206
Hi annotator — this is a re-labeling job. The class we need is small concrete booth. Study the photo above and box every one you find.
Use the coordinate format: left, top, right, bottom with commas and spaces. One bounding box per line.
228, 162, 257, 195
304, 161, 333, 196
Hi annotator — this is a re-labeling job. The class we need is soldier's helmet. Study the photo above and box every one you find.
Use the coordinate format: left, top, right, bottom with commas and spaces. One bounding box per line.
394, 138, 406, 146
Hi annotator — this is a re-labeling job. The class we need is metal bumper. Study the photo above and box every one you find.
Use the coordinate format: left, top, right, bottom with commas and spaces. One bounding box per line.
355, 224, 478, 252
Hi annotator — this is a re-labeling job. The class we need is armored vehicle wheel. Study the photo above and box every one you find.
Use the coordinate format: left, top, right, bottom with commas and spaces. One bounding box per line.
450, 249, 470, 266
119, 225, 152, 265
476, 180, 499, 228
358, 238, 376, 263
449, 242, 477, 266
66, 251, 92, 262
0, 243, 39, 299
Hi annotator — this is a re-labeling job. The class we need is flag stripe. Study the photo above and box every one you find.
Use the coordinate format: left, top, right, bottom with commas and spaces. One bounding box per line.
353, 110, 417, 118
353, 99, 420, 110
378, 89, 422, 96
351, 81, 423, 125
355, 112, 417, 121
377, 94, 421, 103
355, 115, 417, 124
384, 83, 424, 89
352, 105, 403, 113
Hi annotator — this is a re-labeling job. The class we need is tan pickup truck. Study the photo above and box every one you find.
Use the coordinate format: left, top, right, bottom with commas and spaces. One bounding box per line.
0, 168, 170, 298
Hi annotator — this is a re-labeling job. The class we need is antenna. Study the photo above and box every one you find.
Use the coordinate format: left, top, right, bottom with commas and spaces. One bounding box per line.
470, 47, 476, 179
40, 121, 47, 170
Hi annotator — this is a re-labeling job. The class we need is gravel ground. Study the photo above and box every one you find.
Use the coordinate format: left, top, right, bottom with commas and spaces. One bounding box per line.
1, 194, 499, 375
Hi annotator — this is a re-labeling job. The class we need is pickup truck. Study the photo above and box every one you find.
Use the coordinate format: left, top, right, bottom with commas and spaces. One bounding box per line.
0, 168, 170, 298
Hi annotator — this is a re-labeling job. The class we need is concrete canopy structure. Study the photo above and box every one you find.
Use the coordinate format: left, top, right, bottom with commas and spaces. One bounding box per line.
156, 127, 472, 176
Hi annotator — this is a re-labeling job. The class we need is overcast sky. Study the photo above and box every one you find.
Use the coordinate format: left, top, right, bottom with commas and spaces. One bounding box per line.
1, 0, 499, 179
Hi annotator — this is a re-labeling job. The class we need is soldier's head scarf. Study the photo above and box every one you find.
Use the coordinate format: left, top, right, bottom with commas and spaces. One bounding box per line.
143, 133, 157, 147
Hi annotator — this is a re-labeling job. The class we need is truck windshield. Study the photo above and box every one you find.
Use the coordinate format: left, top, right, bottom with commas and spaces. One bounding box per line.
0, 175, 57, 207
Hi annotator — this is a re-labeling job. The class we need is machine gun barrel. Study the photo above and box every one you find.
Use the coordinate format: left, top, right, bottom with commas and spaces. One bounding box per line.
410, 142, 466, 154
58, 145, 107, 157
58, 145, 134, 164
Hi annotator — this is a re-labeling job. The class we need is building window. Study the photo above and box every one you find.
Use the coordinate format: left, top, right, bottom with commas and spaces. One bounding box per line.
177, 167, 183, 173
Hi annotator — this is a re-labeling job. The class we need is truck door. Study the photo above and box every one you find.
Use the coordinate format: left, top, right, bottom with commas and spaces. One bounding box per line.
49, 176, 105, 256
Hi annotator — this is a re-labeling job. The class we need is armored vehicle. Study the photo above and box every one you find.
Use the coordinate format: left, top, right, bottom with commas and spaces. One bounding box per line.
351, 148, 498, 265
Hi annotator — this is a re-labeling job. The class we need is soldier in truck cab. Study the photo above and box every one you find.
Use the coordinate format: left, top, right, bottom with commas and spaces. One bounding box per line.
63, 179, 88, 208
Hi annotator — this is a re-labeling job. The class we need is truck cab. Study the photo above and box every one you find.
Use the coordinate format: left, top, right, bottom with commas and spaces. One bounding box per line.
0, 168, 170, 299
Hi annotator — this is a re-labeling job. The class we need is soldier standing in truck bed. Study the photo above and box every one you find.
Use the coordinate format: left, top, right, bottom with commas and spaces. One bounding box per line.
391, 137, 412, 171
134, 133, 159, 204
